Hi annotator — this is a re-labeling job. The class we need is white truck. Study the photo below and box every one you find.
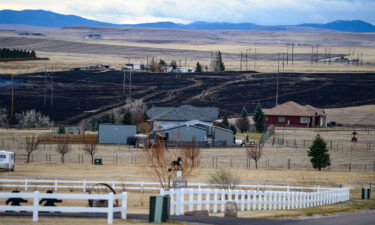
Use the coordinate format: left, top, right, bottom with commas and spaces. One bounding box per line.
0, 150, 15, 171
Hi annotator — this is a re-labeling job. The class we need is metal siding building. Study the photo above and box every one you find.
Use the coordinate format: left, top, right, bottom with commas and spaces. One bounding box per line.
213, 127, 234, 146
158, 125, 207, 142
98, 124, 137, 144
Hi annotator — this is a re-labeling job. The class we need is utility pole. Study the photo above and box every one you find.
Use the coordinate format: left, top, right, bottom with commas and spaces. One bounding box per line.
286, 44, 289, 65
254, 48, 256, 70
11, 74, 14, 120
129, 69, 132, 100
122, 69, 126, 97
282, 53, 285, 70
50, 68, 54, 107
240, 50, 243, 71
146, 56, 149, 71
44, 67, 47, 106
291, 43, 294, 65
311, 46, 314, 65
276, 53, 280, 106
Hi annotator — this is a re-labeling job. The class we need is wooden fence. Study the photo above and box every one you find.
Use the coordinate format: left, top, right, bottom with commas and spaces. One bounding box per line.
0, 191, 127, 224
37, 134, 97, 144
161, 187, 349, 216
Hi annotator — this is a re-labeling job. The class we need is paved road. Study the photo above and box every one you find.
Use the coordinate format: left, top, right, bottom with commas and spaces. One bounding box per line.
1, 211, 374, 225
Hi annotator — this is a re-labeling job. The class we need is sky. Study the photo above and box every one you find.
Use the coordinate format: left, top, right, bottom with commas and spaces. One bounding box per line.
1, 0, 375, 25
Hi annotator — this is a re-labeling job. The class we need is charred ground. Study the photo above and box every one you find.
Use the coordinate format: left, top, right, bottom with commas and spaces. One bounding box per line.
1, 71, 375, 124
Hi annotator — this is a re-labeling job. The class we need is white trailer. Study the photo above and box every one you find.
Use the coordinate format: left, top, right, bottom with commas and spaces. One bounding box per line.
0, 150, 15, 171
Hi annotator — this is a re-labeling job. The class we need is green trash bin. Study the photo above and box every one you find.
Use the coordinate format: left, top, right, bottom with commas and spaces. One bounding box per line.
149, 195, 170, 223
162, 195, 170, 222
362, 188, 371, 200
94, 158, 103, 165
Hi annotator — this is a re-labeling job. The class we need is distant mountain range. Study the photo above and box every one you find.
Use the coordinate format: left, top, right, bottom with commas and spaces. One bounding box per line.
1, 9, 375, 32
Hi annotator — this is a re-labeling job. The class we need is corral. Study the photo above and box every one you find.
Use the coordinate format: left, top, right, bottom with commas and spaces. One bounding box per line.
1, 71, 375, 125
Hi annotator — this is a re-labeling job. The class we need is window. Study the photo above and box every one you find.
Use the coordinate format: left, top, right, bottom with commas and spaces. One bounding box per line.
300, 117, 310, 123
265, 116, 269, 121
278, 116, 285, 123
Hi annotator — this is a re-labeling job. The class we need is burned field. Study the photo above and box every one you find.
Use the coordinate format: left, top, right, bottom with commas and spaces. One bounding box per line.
1, 71, 375, 124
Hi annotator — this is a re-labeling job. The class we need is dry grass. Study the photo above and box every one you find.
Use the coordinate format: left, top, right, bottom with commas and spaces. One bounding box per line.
0, 27, 375, 74
326, 105, 375, 126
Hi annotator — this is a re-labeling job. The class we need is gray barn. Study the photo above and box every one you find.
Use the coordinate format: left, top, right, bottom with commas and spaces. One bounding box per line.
154, 120, 233, 146
98, 124, 137, 144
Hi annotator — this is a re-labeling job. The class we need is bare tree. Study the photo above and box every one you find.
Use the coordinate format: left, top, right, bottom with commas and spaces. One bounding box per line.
143, 140, 200, 189
208, 168, 241, 190
16, 109, 54, 128
56, 137, 71, 163
0, 108, 8, 126
181, 140, 200, 176
25, 136, 39, 163
83, 143, 98, 164
246, 144, 263, 169
143, 141, 173, 189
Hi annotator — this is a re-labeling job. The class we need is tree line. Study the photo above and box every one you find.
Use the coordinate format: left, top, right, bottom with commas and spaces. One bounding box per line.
0, 48, 36, 59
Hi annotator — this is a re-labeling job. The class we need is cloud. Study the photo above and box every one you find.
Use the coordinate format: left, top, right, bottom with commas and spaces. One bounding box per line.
0, 0, 374, 25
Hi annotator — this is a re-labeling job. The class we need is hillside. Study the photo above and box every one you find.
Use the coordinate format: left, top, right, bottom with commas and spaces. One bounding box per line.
1, 9, 375, 32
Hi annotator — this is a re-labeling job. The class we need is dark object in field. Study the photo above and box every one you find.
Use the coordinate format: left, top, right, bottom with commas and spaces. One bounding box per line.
171, 157, 182, 170
5, 190, 28, 206
327, 121, 343, 127
39, 190, 62, 206
352, 131, 358, 142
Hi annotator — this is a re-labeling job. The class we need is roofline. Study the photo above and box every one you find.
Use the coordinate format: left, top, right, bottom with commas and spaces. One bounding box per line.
213, 126, 233, 133
264, 113, 326, 117
156, 124, 208, 132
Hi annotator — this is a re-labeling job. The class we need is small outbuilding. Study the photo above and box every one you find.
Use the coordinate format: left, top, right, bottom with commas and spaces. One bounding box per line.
98, 124, 137, 144
154, 120, 233, 147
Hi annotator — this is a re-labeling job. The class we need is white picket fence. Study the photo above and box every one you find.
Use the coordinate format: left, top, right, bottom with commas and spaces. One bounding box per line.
0, 178, 336, 193
160, 188, 350, 216
0, 191, 127, 224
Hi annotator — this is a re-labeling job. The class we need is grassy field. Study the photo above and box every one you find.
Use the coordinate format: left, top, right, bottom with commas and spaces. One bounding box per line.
0, 27, 374, 74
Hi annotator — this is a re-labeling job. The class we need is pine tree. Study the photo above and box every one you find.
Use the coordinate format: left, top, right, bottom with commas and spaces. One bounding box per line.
222, 114, 229, 129
122, 111, 132, 125
57, 126, 66, 134
236, 107, 249, 133
253, 103, 265, 133
308, 134, 331, 171
218, 51, 225, 72
229, 124, 237, 135
196, 62, 202, 72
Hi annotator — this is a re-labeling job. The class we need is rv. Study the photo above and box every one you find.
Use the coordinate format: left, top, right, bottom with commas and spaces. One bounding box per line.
0, 150, 15, 171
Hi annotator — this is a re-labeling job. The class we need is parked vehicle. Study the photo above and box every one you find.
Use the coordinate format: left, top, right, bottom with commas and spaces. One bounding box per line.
0, 150, 15, 171
327, 121, 343, 127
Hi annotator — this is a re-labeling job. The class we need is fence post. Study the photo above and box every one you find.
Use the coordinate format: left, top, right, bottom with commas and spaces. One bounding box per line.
25, 178, 28, 191
32, 191, 39, 222
83, 180, 86, 192
213, 189, 218, 213
205, 190, 210, 212
107, 192, 114, 224
197, 188, 202, 210
54, 179, 58, 192
121, 192, 127, 219
220, 189, 225, 212
189, 188, 194, 211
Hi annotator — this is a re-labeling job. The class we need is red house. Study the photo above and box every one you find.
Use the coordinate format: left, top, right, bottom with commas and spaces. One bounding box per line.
263, 101, 326, 128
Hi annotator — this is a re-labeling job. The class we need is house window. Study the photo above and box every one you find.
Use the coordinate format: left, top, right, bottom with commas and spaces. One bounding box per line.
300, 117, 310, 123
265, 116, 269, 121
278, 116, 285, 123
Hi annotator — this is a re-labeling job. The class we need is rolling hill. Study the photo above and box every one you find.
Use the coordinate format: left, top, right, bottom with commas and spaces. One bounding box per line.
1, 9, 375, 32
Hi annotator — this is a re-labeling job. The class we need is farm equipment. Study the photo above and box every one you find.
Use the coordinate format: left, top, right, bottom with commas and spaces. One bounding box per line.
87, 183, 119, 207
